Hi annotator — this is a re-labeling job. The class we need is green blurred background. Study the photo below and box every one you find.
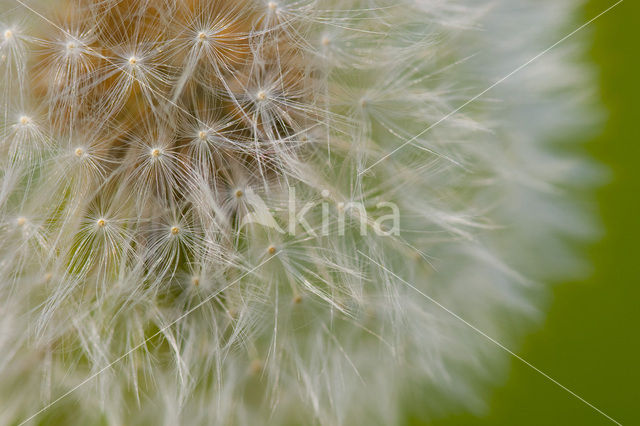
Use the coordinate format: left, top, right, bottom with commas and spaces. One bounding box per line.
420, 0, 638, 425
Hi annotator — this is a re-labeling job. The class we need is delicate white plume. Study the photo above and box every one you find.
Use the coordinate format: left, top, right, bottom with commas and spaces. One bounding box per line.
0, 0, 598, 425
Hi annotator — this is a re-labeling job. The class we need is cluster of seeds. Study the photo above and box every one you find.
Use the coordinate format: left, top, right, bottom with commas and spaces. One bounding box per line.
0, 0, 595, 424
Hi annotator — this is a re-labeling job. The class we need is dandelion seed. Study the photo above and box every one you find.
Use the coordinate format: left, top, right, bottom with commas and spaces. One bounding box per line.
250, 359, 263, 375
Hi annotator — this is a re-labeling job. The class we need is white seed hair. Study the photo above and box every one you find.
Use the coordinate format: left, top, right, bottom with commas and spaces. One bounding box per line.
0, 0, 599, 425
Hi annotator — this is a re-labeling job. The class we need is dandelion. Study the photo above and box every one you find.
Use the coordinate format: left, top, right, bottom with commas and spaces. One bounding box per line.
0, 0, 599, 425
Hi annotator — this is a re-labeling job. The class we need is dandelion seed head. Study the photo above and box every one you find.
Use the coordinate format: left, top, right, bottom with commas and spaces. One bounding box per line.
0, 0, 598, 424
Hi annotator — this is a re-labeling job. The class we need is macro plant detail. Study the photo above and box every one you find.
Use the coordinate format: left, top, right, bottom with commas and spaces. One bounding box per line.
0, 0, 598, 425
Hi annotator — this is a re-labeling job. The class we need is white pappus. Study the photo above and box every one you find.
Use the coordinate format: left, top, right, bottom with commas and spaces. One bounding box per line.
0, 0, 600, 425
